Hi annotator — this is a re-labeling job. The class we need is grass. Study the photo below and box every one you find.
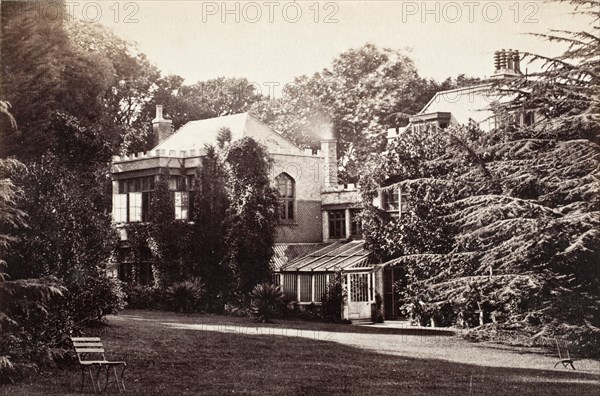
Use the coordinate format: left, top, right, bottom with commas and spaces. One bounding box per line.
2, 310, 599, 395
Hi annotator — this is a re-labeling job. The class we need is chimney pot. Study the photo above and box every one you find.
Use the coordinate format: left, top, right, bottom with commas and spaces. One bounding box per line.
513, 50, 521, 73
156, 104, 164, 119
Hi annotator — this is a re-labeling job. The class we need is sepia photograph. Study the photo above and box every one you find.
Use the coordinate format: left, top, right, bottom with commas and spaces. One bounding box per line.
0, 0, 599, 394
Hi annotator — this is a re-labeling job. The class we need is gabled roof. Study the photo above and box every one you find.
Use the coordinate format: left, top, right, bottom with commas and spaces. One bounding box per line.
155, 113, 248, 152
418, 83, 496, 127
279, 240, 379, 272
153, 112, 300, 153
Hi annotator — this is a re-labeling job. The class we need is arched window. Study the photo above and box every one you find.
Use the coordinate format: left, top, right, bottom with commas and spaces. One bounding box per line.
276, 173, 295, 221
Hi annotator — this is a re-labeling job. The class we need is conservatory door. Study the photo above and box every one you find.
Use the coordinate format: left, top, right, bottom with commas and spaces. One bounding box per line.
347, 272, 373, 320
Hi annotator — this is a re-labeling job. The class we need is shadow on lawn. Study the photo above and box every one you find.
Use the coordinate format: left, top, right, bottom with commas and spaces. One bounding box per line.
4, 311, 598, 395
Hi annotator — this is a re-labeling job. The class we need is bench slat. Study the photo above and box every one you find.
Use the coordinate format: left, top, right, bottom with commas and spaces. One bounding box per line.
74, 348, 105, 353
73, 342, 104, 347
80, 361, 126, 366
71, 337, 101, 341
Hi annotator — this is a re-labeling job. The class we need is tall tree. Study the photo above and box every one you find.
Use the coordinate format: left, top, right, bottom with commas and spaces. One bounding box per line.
359, 0, 599, 354
251, 44, 480, 179
0, 0, 71, 159
192, 145, 229, 307
224, 138, 278, 298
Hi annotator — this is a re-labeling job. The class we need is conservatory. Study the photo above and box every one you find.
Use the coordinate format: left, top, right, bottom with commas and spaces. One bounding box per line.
275, 240, 384, 320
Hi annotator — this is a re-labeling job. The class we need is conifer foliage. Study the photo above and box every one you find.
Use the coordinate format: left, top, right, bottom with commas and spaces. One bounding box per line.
359, 0, 599, 354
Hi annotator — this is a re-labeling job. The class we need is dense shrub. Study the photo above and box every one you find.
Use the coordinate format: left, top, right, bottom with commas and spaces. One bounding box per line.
0, 275, 69, 384
320, 272, 346, 323
297, 304, 323, 322
165, 279, 204, 313
67, 274, 126, 326
249, 283, 284, 322
223, 304, 253, 318
124, 283, 164, 310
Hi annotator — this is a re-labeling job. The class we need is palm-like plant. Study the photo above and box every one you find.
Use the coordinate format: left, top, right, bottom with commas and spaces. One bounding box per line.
249, 283, 284, 322
165, 279, 205, 313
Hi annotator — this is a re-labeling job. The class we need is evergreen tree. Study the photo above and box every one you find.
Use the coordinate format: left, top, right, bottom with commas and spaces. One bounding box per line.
224, 138, 278, 298
192, 145, 229, 308
359, 0, 599, 354
148, 169, 188, 288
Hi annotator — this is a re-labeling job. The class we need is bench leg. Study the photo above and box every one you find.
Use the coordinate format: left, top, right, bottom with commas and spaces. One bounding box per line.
100, 366, 110, 393
87, 367, 98, 394
80, 367, 86, 393
113, 365, 126, 393
96, 366, 105, 394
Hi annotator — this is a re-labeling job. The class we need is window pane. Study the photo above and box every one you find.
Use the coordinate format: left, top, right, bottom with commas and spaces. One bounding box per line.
350, 273, 369, 302
282, 273, 298, 300
169, 176, 178, 190
112, 194, 128, 222
174, 192, 189, 220
279, 202, 286, 220
400, 193, 409, 215
384, 188, 399, 211
276, 174, 295, 221
128, 192, 142, 222
299, 274, 312, 302
313, 274, 327, 303
142, 192, 150, 222
328, 210, 346, 239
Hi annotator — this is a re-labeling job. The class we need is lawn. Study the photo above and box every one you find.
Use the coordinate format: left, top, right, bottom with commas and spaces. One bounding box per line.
2, 310, 599, 395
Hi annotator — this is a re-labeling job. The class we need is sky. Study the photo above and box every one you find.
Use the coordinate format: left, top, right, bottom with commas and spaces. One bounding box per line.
72, 1, 592, 96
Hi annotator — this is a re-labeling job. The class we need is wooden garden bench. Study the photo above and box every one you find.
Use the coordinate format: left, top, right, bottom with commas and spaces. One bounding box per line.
71, 337, 127, 393
554, 338, 576, 370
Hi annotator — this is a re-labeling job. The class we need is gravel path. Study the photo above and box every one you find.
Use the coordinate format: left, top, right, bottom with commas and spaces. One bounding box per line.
147, 319, 600, 375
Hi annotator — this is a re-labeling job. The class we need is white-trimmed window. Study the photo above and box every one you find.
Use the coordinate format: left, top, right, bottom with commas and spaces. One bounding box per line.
349, 273, 371, 302
112, 194, 128, 223
128, 192, 143, 222
382, 188, 399, 211
382, 187, 409, 216
174, 191, 189, 220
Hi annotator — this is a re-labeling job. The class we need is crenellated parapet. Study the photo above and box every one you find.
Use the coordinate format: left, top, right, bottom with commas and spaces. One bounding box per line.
112, 146, 323, 164
111, 148, 204, 163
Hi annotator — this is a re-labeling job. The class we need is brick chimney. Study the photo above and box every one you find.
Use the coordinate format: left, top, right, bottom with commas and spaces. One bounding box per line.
492, 49, 522, 79
152, 105, 173, 145
319, 118, 337, 191
321, 138, 337, 191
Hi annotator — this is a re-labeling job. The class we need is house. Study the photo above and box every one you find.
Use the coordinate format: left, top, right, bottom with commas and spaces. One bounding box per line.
110, 49, 535, 321
111, 106, 363, 284
387, 49, 536, 143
